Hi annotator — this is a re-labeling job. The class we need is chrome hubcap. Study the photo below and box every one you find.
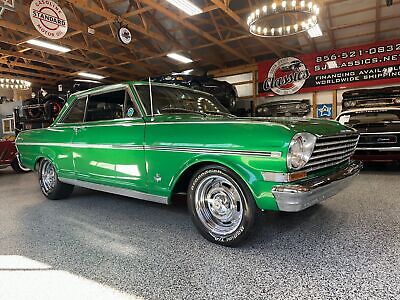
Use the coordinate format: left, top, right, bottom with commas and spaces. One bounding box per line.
41, 161, 57, 193
194, 175, 244, 236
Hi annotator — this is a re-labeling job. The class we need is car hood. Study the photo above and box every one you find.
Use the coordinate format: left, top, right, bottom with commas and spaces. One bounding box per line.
151, 115, 354, 137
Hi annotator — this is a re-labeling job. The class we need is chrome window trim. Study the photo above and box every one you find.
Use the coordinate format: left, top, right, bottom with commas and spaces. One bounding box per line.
58, 177, 168, 205
57, 85, 143, 126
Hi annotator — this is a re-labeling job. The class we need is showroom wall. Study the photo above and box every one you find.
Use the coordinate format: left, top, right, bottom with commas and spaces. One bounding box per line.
218, 72, 400, 118
0, 88, 30, 137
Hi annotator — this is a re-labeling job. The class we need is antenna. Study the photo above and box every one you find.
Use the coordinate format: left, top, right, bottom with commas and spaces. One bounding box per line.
148, 77, 154, 117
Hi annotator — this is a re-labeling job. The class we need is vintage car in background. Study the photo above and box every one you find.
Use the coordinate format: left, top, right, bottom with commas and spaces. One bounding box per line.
338, 86, 400, 162
337, 107, 400, 162
255, 99, 311, 117
152, 74, 238, 111
342, 86, 400, 110
0, 138, 30, 173
16, 82, 361, 246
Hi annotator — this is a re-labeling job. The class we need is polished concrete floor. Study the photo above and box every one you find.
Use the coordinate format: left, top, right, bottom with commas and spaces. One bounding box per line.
0, 164, 399, 300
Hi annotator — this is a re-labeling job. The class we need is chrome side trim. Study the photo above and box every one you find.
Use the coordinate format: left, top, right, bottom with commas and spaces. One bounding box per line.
59, 177, 168, 204
17, 142, 143, 150
356, 147, 400, 151
360, 132, 400, 135
145, 145, 281, 158
17, 142, 281, 157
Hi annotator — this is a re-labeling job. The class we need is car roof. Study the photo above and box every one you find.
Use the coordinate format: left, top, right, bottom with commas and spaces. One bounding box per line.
70, 81, 216, 99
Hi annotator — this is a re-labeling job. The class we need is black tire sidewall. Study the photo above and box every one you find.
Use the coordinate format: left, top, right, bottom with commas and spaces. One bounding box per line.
38, 159, 73, 200
188, 165, 256, 246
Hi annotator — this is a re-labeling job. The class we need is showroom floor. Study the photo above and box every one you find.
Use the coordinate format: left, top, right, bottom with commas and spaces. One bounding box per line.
0, 165, 399, 300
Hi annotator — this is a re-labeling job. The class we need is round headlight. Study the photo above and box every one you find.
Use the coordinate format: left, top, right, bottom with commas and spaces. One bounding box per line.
344, 101, 350, 107
287, 132, 317, 170
394, 98, 400, 104
349, 100, 356, 107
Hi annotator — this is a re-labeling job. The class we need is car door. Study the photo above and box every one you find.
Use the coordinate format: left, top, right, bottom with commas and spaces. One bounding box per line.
53, 96, 87, 178
72, 86, 147, 193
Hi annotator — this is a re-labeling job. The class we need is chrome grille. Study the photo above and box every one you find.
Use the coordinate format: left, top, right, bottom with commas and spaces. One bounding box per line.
303, 133, 359, 172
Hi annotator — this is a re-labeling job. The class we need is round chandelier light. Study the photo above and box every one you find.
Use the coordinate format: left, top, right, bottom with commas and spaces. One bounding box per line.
247, 1, 320, 37
0, 77, 31, 90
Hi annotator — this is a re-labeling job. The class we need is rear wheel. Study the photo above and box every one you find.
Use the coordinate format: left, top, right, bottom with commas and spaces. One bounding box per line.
11, 156, 31, 173
39, 159, 74, 200
187, 165, 257, 246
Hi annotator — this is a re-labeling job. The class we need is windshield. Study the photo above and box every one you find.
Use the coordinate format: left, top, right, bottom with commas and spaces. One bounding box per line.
338, 110, 400, 125
134, 84, 230, 116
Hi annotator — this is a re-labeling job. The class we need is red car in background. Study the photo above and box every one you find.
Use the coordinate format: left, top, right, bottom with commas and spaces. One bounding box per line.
0, 138, 30, 173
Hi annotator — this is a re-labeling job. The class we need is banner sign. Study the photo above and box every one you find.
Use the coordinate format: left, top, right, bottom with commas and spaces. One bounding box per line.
30, 0, 68, 39
258, 39, 400, 96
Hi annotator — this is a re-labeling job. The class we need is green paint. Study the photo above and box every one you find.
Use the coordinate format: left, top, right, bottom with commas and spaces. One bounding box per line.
16, 82, 353, 211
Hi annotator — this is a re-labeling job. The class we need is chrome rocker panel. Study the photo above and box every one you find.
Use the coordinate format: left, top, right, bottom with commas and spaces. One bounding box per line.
272, 161, 362, 212
59, 177, 168, 205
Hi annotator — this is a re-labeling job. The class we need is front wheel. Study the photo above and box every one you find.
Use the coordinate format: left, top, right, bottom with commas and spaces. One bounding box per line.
39, 159, 74, 200
187, 165, 257, 246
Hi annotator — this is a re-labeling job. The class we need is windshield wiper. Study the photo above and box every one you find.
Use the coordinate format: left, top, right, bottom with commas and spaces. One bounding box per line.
159, 107, 206, 116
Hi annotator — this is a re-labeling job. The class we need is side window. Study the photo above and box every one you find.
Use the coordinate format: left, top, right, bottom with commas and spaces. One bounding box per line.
62, 97, 87, 123
85, 90, 136, 122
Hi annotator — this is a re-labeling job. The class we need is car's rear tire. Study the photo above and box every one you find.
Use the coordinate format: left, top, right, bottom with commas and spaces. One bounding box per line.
11, 156, 31, 173
39, 159, 74, 200
187, 165, 257, 246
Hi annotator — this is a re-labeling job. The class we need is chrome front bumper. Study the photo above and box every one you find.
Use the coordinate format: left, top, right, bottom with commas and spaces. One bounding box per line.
272, 161, 362, 212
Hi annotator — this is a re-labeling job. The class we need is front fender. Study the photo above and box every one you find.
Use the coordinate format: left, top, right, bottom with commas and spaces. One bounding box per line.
170, 154, 281, 211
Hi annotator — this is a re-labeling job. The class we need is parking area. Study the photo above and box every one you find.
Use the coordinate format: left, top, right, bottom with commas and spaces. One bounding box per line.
0, 165, 399, 300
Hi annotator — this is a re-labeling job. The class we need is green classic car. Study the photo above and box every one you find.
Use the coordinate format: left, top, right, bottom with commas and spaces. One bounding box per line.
16, 82, 362, 246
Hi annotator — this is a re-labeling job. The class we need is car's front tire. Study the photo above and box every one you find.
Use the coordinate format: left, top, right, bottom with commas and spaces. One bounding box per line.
188, 165, 257, 246
39, 159, 74, 200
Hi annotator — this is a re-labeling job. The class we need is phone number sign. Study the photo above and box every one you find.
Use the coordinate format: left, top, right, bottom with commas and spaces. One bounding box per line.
258, 39, 400, 96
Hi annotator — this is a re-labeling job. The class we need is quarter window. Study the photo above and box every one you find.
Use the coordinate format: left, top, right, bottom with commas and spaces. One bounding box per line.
62, 97, 87, 123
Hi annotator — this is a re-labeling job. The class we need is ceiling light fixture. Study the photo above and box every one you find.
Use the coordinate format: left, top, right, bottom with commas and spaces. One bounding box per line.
166, 0, 202, 16
307, 24, 323, 38
74, 79, 102, 84
167, 53, 193, 64
26, 39, 71, 53
0, 77, 31, 90
77, 72, 106, 80
247, 1, 320, 38
172, 69, 194, 75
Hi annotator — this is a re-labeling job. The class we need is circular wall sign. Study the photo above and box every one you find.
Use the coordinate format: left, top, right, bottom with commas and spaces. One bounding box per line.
118, 26, 132, 45
263, 57, 310, 96
30, 0, 68, 40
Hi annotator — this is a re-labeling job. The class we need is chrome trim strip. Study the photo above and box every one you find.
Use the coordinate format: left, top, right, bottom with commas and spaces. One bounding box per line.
356, 147, 400, 151
17, 142, 281, 157
145, 145, 281, 157
59, 177, 168, 204
360, 132, 400, 135
17, 142, 143, 150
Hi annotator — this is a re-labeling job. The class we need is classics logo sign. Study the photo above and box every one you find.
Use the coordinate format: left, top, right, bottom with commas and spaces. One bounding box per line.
263, 57, 310, 95
30, 0, 68, 39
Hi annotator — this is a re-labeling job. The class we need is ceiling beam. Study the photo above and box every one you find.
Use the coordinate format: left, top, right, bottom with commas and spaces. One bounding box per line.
140, 0, 252, 64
